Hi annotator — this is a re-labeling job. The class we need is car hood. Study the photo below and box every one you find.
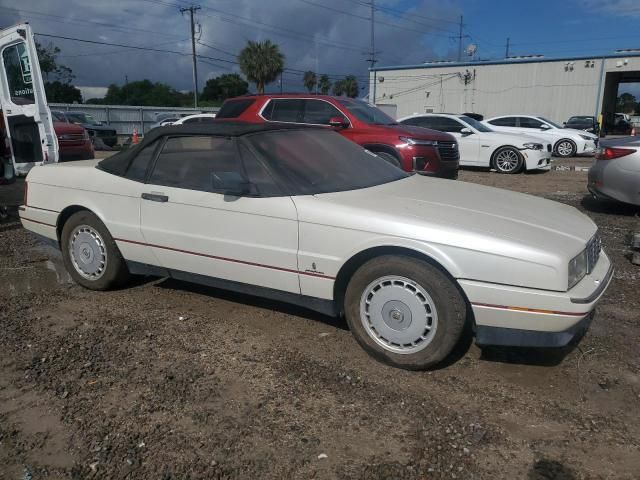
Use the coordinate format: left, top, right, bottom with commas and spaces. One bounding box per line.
53, 121, 85, 134
372, 123, 456, 142
295, 175, 596, 289
81, 123, 116, 132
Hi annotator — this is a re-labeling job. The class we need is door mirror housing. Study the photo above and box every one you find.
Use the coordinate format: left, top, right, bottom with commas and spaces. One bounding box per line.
211, 171, 254, 196
540, 124, 551, 130
328, 116, 349, 128
460, 127, 473, 136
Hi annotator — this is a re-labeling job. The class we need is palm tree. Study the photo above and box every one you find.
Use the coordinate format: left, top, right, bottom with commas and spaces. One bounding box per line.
303, 71, 317, 93
332, 79, 345, 96
318, 74, 331, 95
238, 40, 285, 94
343, 75, 359, 98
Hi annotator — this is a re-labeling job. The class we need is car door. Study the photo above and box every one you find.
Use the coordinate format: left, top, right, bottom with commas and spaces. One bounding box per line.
0, 24, 58, 176
139, 134, 301, 293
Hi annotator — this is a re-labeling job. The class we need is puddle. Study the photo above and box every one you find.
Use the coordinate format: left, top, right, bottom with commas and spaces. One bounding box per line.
0, 242, 73, 295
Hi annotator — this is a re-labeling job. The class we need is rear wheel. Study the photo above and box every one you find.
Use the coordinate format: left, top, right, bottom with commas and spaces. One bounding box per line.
492, 147, 524, 174
344, 255, 466, 370
554, 139, 576, 157
373, 151, 402, 168
61, 211, 130, 290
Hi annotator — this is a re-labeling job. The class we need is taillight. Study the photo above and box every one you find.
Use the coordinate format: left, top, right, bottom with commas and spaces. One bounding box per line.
595, 147, 635, 160
23, 181, 28, 206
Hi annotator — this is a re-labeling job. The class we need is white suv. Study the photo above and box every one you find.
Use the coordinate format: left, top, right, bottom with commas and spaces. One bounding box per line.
398, 113, 552, 174
484, 115, 598, 157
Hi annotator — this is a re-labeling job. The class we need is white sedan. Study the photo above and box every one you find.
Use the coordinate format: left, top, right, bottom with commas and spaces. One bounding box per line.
171, 113, 217, 125
484, 115, 599, 157
19, 124, 613, 370
398, 114, 552, 174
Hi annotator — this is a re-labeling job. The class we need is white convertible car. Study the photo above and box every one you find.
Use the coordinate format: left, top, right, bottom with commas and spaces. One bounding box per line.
398, 113, 552, 173
19, 123, 613, 369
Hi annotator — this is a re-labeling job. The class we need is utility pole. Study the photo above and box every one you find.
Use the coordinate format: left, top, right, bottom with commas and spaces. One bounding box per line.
505, 37, 510, 58
180, 5, 201, 108
457, 15, 463, 62
369, 0, 378, 104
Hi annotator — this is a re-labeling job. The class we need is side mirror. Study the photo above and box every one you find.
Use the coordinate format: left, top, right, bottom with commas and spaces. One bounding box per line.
328, 116, 349, 128
460, 127, 473, 136
540, 124, 551, 130
563, 122, 567, 126
211, 171, 254, 196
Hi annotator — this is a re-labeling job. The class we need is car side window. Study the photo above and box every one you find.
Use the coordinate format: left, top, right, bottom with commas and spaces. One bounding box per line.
148, 136, 241, 192
518, 117, 544, 128
238, 142, 283, 197
2, 42, 35, 106
489, 117, 516, 127
262, 99, 304, 122
436, 117, 464, 133
125, 140, 158, 182
402, 117, 436, 128
302, 100, 344, 125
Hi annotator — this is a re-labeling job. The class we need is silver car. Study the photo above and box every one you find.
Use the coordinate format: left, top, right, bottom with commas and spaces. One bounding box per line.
588, 137, 640, 206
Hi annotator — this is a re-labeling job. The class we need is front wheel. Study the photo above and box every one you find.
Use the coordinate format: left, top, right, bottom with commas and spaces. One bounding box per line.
554, 139, 576, 157
344, 255, 466, 370
492, 147, 524, 174
61, 210, 130, 290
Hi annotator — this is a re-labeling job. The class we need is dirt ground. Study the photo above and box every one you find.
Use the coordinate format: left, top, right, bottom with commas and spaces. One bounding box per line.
1, 165, 639, 480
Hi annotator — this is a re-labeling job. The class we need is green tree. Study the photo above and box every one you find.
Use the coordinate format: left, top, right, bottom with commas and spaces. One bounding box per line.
318, 74, 331, 95
343, 75, 359, 98
237, 40, 284, 94
201, 73, 248, 101
103, 80, 186, 106
44, 81, 82, 103
332, 79, 345, 96
303, 70, 317, 93
617, 92, 637, 114
36, 42, 74, 84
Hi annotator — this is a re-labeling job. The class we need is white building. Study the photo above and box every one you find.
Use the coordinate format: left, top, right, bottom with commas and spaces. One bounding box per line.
370, 53, 640, 123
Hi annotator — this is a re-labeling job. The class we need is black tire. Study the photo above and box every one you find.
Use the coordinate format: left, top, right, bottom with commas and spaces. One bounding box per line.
61, 210, 130, 290
344, 255, 467, 370
491, 146, 524, 174
554, 139, 576, 158
373, 151, 402, 168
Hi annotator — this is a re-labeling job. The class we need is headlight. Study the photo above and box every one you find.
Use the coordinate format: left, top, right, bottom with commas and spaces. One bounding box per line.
399, 136, 437, 146
579, 134, 594, 140
568, 248, 588, 289
522, 142, 543, 150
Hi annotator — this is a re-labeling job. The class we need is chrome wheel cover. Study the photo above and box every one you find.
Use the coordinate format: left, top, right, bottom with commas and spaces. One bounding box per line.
359, 276, 438, 354
495, 149, 520, 172
556, 141, 574, 156
68, 225, 107, 280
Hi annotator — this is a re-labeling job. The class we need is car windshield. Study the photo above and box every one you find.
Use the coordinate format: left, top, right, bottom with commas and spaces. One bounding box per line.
246, 129, 408, 195
337, 99, 397, 125
538, 117, 563, 129
68, 113, 95, 124
460, 115, 493, 132
52, 111, 66, 122
568, 117, 591, 124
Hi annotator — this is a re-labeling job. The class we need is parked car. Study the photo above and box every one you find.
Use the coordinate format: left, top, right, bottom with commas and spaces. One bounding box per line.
20, 122, 612, 370
171, 113, 217, 125
602, 113, 633, 136
398, 113, 552, 174
52, 111, 118, 147
149, 112, 192, 130
216, 94, 460, 179
53, 120, 94, 161
484, 115, 598, 157
0, 24, 58, 176
588, 137, 640, 206
564, 116, 600, 135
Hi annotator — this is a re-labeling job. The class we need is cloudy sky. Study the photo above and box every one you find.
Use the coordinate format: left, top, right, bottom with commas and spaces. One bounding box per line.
2, 0, 640, 100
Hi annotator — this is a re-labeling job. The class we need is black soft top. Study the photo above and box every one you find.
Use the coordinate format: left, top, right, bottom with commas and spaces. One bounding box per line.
98, 121, 319, 176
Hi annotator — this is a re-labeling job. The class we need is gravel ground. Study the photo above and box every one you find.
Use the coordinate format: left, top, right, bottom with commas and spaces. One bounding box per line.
1, 167, 639, 479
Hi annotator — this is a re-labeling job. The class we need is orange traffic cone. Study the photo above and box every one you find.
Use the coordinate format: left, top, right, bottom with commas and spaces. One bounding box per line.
132, 127, 139, 144
632, 126, 637, 137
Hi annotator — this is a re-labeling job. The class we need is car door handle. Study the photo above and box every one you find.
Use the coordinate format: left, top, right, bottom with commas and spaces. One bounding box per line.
141, 193, 169, 202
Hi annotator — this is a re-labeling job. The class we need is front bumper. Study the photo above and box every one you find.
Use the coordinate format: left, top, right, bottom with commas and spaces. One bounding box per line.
460, 250, 613, 347
522, 148, 552, 171
581, 139, 597, 154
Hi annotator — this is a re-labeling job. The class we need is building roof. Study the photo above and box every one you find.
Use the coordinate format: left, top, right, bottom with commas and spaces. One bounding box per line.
372, 51, 640, 72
